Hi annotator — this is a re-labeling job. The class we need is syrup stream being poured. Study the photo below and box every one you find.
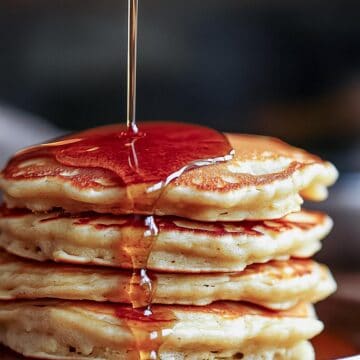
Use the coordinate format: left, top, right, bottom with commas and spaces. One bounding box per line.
127, 0, 139, 134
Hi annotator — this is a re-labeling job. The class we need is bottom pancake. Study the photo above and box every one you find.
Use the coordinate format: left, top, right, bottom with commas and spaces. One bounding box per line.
0, 252, 336, 310
0, 300, 322, 360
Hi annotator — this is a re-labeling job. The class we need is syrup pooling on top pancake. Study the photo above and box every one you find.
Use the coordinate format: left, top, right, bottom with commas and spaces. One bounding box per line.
4, 122, 234, 214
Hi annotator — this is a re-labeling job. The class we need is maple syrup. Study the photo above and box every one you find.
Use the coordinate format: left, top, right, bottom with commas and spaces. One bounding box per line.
115, 305, 176, 359
127, 0, 139, 134
8, 122, 233, 189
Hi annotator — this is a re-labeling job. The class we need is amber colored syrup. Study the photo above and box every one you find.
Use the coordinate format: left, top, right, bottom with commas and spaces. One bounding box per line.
121, 215, 159, 309
71, 214, 159, 310
9, 122, 232, 184
115, 305, 176, 359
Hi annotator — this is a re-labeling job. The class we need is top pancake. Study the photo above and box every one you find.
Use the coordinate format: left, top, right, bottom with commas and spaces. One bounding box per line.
0, 126, 338, 221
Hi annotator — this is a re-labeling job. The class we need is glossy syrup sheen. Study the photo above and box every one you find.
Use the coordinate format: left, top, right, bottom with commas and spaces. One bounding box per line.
8, 122, 233, 186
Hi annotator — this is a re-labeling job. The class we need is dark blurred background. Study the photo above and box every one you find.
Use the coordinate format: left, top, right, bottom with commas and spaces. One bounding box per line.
0, 0, 359, 269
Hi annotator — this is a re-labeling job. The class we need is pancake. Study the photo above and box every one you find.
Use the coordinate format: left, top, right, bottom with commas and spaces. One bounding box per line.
0, 342, 315, 360
0, 208, 332, 272
0, 300, 322, 359
0, 130, 338, 221
0, 251, 336, 309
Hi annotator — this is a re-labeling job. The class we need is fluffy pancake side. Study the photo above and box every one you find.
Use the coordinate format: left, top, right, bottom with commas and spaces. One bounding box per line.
0, 252, 336, 309
0, 208, 332, 272
0, 300, 322, 359
0, 133, 338, 221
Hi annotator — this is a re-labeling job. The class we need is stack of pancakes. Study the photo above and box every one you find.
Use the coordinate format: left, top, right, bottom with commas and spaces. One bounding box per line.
0, 129, 338, 359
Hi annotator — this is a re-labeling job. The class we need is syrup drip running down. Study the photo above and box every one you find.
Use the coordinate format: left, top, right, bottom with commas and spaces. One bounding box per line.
124, 215, 159, 310
121, 214, 163, 360
115, 305, 176, 360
